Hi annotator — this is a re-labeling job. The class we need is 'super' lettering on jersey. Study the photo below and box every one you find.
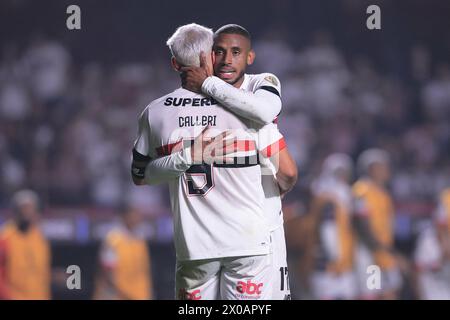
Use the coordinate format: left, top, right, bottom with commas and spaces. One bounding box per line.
164, 97, 218, 107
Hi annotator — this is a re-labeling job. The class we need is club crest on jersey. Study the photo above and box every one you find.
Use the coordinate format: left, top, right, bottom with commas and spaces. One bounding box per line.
264, 75, 278, 87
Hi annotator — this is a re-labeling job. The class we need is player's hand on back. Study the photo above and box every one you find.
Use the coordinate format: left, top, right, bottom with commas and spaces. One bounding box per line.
191, 127, 235, 165
180, 52, 212, 93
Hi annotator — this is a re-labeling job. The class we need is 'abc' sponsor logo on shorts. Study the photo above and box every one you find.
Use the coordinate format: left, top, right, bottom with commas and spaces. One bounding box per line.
235, 280, 263, 299
178, 288, 201, 300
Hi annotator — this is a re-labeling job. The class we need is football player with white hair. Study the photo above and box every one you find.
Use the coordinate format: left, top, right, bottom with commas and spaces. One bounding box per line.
166, 23, 214, 67
308, 153, 358, 299
131, 23, 297, 300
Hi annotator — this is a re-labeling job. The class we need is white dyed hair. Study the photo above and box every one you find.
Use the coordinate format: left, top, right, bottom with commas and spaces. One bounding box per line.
166, 23, 213, 67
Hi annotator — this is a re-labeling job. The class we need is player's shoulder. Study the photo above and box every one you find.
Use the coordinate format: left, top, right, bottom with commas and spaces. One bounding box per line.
144, 89, 179, 110
136, 88, 179, 120
245, 73, 282, 97
248, 72, 281, 87
140, 87, 200, 115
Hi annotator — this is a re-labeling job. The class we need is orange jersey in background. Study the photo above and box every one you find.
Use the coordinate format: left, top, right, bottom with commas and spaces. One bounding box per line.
328, 201, 354, 273
0, 222, 50, 300
353, 180, 396, 269
94, 229, 152, 300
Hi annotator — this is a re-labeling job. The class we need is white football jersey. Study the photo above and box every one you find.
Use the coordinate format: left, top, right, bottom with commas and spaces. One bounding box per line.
240, 73, 285, 231
134, 75, 284, 261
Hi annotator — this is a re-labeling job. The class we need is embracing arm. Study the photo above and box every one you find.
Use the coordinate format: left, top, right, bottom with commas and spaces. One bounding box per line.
275, 147, 298, 196
181, 54, 282, 125
141, 149, 191, 185
201, 76, 281, 125
131, 128, 234, 186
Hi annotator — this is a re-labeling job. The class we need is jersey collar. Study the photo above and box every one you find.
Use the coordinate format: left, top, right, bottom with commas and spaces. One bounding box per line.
239, 74, 250, 90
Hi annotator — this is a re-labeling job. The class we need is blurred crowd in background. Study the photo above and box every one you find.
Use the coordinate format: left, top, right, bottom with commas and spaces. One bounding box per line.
0, 0, 449, 299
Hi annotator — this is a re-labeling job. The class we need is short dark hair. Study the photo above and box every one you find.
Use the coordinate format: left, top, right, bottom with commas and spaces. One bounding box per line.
214, 24, 251, 42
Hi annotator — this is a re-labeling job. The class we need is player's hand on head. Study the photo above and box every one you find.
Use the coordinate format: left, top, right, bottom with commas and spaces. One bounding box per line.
199, 51, 213, 77
180, 67, 207, 93
180, 52, 211, 93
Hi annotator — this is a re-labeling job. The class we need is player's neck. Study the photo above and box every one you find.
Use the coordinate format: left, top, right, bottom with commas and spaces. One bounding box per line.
232, 75, 246, 89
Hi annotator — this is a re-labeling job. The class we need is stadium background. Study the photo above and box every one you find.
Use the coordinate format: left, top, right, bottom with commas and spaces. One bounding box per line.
0, 0, 449, 299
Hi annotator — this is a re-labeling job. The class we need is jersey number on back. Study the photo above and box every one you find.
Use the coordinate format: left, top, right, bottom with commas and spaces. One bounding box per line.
185, 164, 214, 196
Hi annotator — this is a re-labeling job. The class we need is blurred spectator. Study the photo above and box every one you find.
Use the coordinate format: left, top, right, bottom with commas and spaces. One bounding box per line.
308, 153, 357, 299
421, 63, 450, 122
0, 190, 50, 299
352, 149, 403, 299
93, 203, 153, 300
21, 38, 71, 103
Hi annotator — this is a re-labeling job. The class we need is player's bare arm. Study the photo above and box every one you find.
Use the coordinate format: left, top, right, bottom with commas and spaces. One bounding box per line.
272, 147, 298, 197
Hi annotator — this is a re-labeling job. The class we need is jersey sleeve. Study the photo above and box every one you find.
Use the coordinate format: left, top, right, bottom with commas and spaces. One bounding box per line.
251, 73, 282, 98
201, 73, 282, 124
132, 107, 161, 181
256, 123, 286, 158
144, 148, 192, 185
250, 73, 282, 123
133, 108, 152, 157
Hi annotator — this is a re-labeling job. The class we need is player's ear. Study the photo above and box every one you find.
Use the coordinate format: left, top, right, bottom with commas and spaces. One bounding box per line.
171, 57, 181, 71
247, 49, 255, 65
211, 50, 216, 66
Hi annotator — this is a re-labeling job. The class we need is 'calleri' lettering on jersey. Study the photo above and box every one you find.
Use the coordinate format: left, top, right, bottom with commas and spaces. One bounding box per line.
179, 115, 217, 127
164, 97, 219, 107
